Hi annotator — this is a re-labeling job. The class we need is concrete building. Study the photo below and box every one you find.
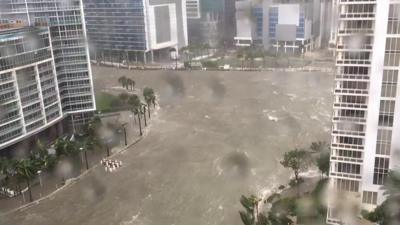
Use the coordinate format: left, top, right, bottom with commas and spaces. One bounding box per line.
83, 0, 188, 64
234, 0, 254, 47
327, 1, 400, 224
0, 0, 96, 151
234, 0, 329, 54
0, 25, 64, 151
187, 0, 224, 47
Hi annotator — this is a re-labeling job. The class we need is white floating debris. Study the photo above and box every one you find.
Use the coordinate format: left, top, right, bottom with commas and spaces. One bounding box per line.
204, 115, 210, 119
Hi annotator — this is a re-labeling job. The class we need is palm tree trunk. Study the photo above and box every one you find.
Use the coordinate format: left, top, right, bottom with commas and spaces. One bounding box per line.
143, 107, 147, 127
26, 179, 33, 202
147, 103, 151, 118
137, 114, 142, 136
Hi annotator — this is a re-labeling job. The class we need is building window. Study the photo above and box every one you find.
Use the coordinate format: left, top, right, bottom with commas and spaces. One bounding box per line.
376, 129, 392, 155
336, 162, 361, 175
379, 100, 396, 127
362, 191, 378, 205
373, 157, 389, 185
381, 70, 398, 98
335, 178, 359, 192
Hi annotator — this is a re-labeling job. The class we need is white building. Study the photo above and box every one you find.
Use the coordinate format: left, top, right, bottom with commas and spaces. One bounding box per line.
0, 0, 96, 151
0, 25, 64, 150
234, 0, 254, 47
328, 1, 400, 224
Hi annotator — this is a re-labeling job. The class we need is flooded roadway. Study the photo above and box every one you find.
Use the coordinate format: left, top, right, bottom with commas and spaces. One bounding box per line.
0, 67, 333, 225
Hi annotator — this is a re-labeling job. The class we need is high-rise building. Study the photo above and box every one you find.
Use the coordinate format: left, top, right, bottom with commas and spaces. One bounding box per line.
328, 1, 400, 224
0, 0, 96, 150
0, 24, 64, 150
234, 0, 322, 54
83, 0, 188, 64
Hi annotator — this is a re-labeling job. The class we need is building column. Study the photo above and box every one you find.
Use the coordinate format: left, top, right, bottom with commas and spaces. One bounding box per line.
151, 50, 154, 63
143, 51, 147, 64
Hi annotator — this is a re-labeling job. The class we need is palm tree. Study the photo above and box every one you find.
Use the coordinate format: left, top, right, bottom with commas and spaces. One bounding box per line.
141, 103, 147, 126
143, 87, 155, 118
126, 78, 135, 91
118, 76, 128, 89
86, 116, 102, 138
128, 94, 142, 136
54, 138, 79, 158
15, 159, 36, 202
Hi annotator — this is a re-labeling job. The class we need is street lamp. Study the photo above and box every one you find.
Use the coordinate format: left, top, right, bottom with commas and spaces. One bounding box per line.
80, 147, 89, 170
122, 123, 127, 146
102, 137, 112, 157
37, 170, 43, 188
169, 48, 178, 70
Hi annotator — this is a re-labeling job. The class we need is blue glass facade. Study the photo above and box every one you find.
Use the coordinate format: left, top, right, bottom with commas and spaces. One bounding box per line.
296, 13, 305, 39
268, 7, 278, 39
84, 0, 147, 51
253, 7, 263, 38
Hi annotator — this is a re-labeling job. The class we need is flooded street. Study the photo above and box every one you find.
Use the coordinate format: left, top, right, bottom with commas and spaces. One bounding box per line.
0, 67, 334, 225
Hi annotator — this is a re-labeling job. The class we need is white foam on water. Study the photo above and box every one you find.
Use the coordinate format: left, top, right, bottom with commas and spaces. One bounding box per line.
120, 211, 141, 225
310, 115, 319, 121
205, 115, 210, 119
268, 115, 279, 122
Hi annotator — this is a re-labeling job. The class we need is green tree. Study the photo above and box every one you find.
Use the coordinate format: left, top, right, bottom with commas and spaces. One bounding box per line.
15, 159, 36, 202
29, 141, 56, 171
86, 116, 102, 138
143, 87, 155, 118
310, 141, 328, 153
280, 149, 310, 184
118, 76, 128, 89
128, 94, 143, 136
363, 170, 400, 224
119, 92, 129, 103
54, 138, 79, 157
316, 151, 330, 177
239, 195, 268, 225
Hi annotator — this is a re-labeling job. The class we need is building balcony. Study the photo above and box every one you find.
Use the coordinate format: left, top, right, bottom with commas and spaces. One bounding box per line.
0, 95, 17, 105
339, 0, 376, 4
338, 29, 374, 35
330, 155, 363, 164
329, 171, 362, 180
333, 102, 368, 110
336, 59, 371, 65
334, 88, 369, 95
339, 13, 375, 20
331, 143, 364, 151
335, 74, 370, 81
333, 116, 366, 123
336, 43, 373, 51
332, 129, 365, 137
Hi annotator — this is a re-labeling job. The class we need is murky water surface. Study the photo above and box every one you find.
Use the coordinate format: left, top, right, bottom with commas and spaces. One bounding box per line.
0, 68, 333, 225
